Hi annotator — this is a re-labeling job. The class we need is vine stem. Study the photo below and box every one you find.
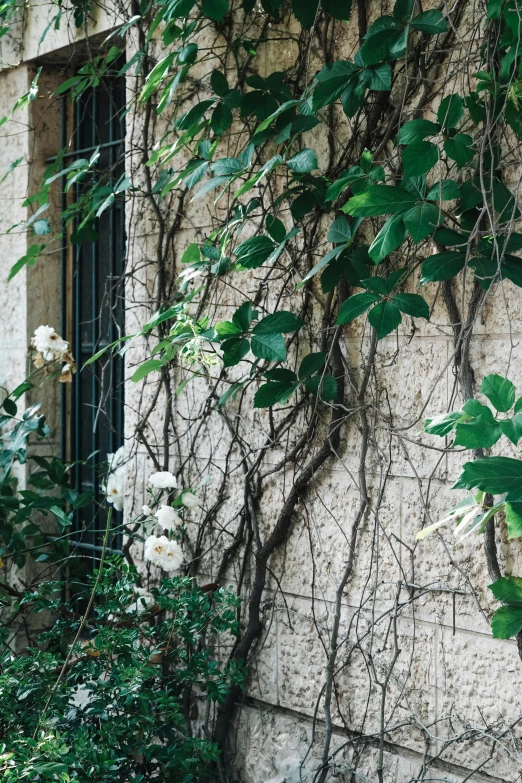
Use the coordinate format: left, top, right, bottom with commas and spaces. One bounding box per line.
34, 507, 113, 736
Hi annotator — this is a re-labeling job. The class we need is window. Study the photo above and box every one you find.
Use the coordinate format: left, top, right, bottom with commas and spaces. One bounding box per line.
59, 64, 126, 568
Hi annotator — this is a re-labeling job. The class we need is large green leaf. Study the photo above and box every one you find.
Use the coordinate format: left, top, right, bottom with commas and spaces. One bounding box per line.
312, 61, 358, 110
402, 141, 439, 177
292, 0, 319, 27
286, 148, 318, 173
453, 456, 522, 495
358, 24, 406, 66
491, 605, 522, 639
403, 202, 442, 242
336, 292, 381, 324
202, 0, 228, 20
367, 299, 402, 338
211, 102, 233, 135
453, 417, 502, 449
235, 235, 276, 268
410, 9, 447, 34
254, 311, 304, 333
393, 0, 414, 23
489, 575, 522, 606
327, 216, 352, 244
221, 337, 250, 366
369, 213, 407, 263
392, 293, 430, 319
398, 119, 441, 144
480, 374, 516, 412
131, 359, 164, 382
437, 94, 464, 129
343, 185, 417, 217
425, 410, 464, 436
298, 352, 326, 380
500, 415, 522, 445
426, 180, 461, 201
250, 331, 287, 361
254, 380, 300, 407
420, 251, 466, 283
321, 0, 352, 19
444, 134, 474, 168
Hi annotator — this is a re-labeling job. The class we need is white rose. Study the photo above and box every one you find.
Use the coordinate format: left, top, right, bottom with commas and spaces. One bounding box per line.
105, 467, 124, 512
181, 491, 199, 509
155, 505, 181, 531
144, 535, 183, 572
32, 325, 69, 361
142, 504, 152, 516
107, 446, 125, 472
148, 471, 177, 489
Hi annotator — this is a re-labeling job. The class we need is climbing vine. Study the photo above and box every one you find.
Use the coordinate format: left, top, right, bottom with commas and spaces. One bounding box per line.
2, 0, 522, 779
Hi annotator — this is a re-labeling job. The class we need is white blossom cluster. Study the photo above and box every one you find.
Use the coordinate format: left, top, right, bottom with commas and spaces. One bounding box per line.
31, 325, 76, 382
144, 534, 183, 572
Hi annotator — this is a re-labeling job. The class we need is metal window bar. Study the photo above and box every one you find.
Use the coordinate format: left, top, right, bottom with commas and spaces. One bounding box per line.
58, 64, 126, 578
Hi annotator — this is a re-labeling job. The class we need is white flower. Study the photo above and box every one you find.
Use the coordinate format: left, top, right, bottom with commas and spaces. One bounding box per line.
108, 446, 126, 473
155, 504, 181, 531
105, 466, 124, 512
142, 504, 152, 516
32, 325, 69, 361
181, 491, 199, 509
144, 534, 184, 572
125, 587, 155, 615
148, 471, 177, 489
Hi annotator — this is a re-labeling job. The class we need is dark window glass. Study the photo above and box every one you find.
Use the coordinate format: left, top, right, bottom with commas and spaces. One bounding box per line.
61, 64, 126, 576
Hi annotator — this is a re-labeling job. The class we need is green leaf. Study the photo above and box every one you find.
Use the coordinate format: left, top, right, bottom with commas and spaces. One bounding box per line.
368, 300, 402, 339
327, 216, 352, 244
178, 99, 214, 130
235, 235, 276, 268
398, 119, 440, 144
181, 243, 200, 264
254, 311, 304, 333
358, 25, 406, 66
298, 352, 326, 380
8, 243, 44, 281
444, 134, 474, 168
264, 368, 297, 382
320, 0, 352, 20
487, 0, 503, 18
215, 321, 242, 337
453, 417, 502, 449
453, 456, 522, 495
410, 9, 447, 34
254, 381, 300, 407
403, 202, 442, 242
370, 64, 392, 91
218, 381, 245, 406
221, 337, 250, 366
505, 503, 522, 538
437, 94, 464, 129
286, 148, 318, 173
393, 0, 414, 23
336, 292, 381, 324
489, 575, 522, 606
420, 251, 466, 283
343, 185, 417, 217
265, 215, 286, 243
232, 301, 254, 331
304, 374, 338, 400
480, 374, 516, 412
491, 605, 522, 639
515, 396, 522, 415
369, 213, 407, 263
500, 415, 522, 445
392, 293, 430, 319
202, 0, 228, 20
210, 69, 229, 96
211, 102, 233, 135
2, 398, 17, 416
250, 331, 287, 361
402, 140, 439, 177
425, 410, 464, 436
426, 180, 461, 201
131, 359, 164, 382
292, 0, 320, 27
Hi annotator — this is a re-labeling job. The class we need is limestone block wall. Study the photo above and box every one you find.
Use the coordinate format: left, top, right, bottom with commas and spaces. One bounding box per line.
0, 1, 522, 781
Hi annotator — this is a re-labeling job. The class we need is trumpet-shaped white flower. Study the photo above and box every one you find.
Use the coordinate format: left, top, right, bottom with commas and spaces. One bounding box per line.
32, 325, 69, 361
148, 471, 177, 489
142, 504, 152, 517
155, 504, 181, 531
181, 491, 199, 510
144, 534, 183, 572
105, 467, 124, 512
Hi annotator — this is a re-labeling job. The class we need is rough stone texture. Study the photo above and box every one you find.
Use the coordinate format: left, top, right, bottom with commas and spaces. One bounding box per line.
1, 2, 522, 781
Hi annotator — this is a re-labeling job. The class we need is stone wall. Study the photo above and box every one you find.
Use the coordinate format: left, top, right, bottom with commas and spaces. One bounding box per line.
1, 1, 522, 781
